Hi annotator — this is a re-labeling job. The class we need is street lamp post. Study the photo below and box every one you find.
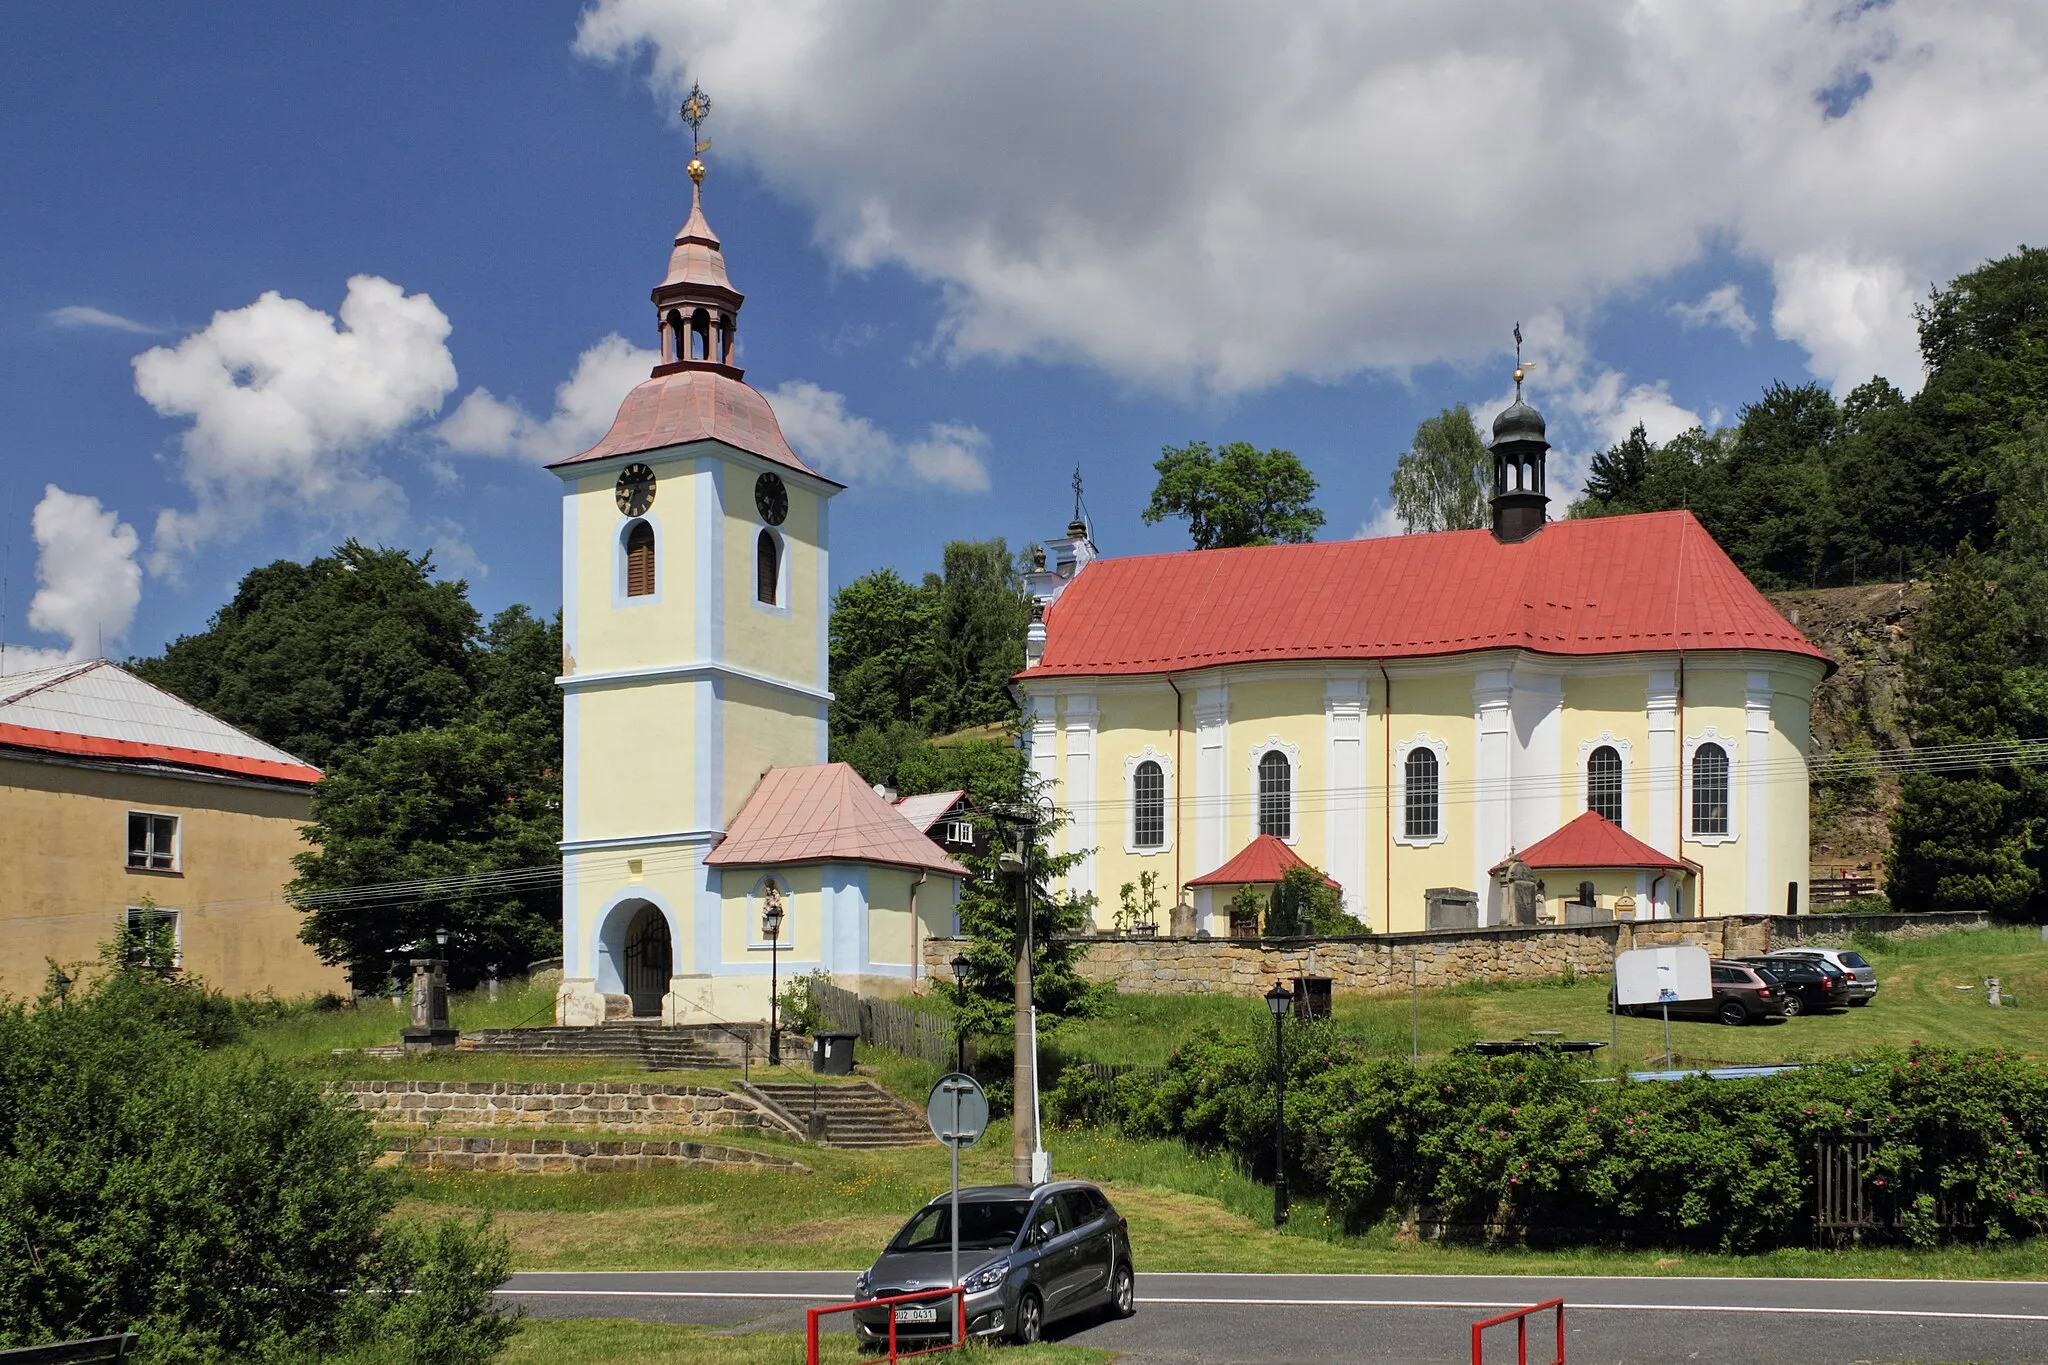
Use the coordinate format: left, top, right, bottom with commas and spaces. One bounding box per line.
950, 952, 972, 1074
762, 883, 785, 1067
1264, 981, 1293, 1228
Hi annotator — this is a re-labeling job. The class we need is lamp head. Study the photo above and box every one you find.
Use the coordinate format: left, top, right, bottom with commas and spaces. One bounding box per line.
1264, 981, 1293, 1017
435, 927, 449, 948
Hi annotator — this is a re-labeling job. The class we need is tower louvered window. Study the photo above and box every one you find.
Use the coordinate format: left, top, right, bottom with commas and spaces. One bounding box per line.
1404, 748, 1440, 841
1132, 760, 1165, 848
757, 529, 780, 605
624, 521, 655, 597
1692, 743, 1730, 836
1586, 745, 1623, 824
1257, 750, 1291, 839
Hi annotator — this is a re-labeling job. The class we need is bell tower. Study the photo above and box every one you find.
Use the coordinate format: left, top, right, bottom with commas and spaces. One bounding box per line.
1490, 323, 1550, 543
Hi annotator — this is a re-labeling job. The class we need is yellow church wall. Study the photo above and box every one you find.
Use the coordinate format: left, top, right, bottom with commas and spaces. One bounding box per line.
1770, 682, 1814, 904
1378, 666, 1477, 934
717, 863, 825, 967
1538, 866, 1661, 920
565, 458, 698, 676
1226, 675, 1328, 858
573, 679, 706, 838
1560, 673, 1653, 836
720, 679, 827, 826
719, 461, 823, 687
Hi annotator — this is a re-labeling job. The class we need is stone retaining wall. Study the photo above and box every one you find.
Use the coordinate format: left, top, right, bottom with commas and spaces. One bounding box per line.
924, 911, 1989, 998
335, 1080, 798, 1137
379, 1135, 809, 1174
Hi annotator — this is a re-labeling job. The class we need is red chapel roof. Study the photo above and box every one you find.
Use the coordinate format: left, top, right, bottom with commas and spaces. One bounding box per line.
1025, 511, 1827, 677
1491, 811, 1693, 875
1186, 834, 1341, 889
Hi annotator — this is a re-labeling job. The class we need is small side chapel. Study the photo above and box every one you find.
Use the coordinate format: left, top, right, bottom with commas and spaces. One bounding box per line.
550, 98, 963, 1028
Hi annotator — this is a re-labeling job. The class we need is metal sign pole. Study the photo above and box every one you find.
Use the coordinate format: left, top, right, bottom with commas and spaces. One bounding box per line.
949, 1083, 961, 1346
1610, 945, 1618, 1063
1662, 1001, 1672, 1071
1410, 952, 1419, 1063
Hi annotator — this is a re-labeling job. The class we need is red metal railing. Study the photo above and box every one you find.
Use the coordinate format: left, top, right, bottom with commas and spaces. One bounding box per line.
805, 1287, 970, 1365
1470, 1297, 1565, 1365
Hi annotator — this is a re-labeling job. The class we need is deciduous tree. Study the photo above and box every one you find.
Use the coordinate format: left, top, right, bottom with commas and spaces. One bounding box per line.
1144, 440, 1325, 549
1389, 405, 1489, 533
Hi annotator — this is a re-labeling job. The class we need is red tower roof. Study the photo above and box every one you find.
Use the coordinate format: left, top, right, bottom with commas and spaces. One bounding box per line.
1025, 511, 1826, 677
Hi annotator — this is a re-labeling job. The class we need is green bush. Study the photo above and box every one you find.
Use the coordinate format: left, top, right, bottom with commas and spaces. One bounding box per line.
776, 970, 833, 1037
1084, 1026, 2048, 1251
0, 950, 516, 1361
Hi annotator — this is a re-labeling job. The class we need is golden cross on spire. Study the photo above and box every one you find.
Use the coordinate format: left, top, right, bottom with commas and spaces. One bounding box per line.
1512, 321, 1526, 400
680, 82, 713, 185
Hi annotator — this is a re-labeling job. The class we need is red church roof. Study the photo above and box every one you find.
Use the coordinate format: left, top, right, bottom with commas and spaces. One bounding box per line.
707, 763, 966, 876
1026, 511, 1827, 677
1186, 834, 1341, 889
1490, 811, 1693, 875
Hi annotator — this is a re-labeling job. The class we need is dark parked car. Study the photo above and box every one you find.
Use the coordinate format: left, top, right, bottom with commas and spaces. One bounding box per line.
1736, 956, 1849, 1016
853, 1181, 1135, 1347
1765, 947, 1880, 1005
1610, 959, 1787, 1026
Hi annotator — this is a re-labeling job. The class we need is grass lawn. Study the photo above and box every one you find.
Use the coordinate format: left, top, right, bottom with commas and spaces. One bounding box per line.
1054, 925, 2048, 1073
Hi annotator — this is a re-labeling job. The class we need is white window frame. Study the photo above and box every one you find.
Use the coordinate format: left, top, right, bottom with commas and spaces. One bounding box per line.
744, 872, 796, 951
1577, 732, 1633, 829
126, 809, 181, 873
1123, 746, 1174, 855
124, 905, 182, 967
615, 515, 662, 606
751, 524, 791, 617
937, 817, 974, 845
1394, 734, 1449, 848
1684, 728, 1739, 846
1246, 737, 1300, 845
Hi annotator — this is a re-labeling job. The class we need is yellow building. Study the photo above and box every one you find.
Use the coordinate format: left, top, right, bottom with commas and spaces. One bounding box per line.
1018, 398, 1831, 934
0, 660, 341, 1001
548, 162, 963, 1026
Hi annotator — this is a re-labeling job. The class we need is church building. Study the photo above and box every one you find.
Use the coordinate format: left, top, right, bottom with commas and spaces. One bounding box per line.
1018, 392, 1832, 934
548, 140, 963, 1028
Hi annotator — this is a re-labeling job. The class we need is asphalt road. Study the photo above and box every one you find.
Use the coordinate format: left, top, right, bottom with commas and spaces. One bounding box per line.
500, 1269, 2048, 1362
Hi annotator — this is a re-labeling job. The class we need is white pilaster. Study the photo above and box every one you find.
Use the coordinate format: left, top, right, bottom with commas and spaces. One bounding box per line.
1647, 669, 1678, 857
1324, 677, 1367, 921
1746, 670, 1773, 915
1064, 694, 1098, 902
1194, 685, 1229, 933
1026, 693, 1058, 813
1473, 669, 1514, 925
1510, 672, 1563, 857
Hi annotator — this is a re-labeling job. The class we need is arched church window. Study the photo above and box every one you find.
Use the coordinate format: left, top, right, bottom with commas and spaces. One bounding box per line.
665, 309, 684, 362
624, 520, 655, 598
1692, 742, 1730, 836
756, 528, 780, 606
690, 307, 711, 360
1256, 749, 1291, 840
1132, 760, 1165, 849
1403, 748, 1440, 841
1586, 745, 1623, 824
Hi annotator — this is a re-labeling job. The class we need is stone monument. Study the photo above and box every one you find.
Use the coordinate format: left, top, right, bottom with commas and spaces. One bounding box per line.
402, 957, 458, 1049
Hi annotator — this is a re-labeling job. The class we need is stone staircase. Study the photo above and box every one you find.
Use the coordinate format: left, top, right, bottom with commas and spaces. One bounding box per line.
741, 1080, 934, 1149
458, 1022, 771, 1071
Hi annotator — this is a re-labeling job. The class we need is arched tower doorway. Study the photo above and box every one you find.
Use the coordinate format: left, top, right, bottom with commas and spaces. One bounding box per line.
620, 902, 672, 1018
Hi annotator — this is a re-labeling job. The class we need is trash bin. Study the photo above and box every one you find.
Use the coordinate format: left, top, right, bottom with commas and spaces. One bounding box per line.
812, 1031, 857, 1075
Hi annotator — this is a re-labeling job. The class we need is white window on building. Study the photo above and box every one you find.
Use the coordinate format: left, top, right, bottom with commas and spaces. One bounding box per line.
1403, 748, 1440, 842
1691, 741, 1731, 836
127, 811, 179, 871
1256, 749, 1292, 840
124, 906, 181, 966
1586, 745, 1623, 824
937, 817, 974, 845
1131, 760, 1166, 849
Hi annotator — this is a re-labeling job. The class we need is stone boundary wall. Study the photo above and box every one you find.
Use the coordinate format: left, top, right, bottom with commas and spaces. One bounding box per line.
924, 912, 1990, 998
334, 1080, 799, 1138
378, 1135, 809, 1174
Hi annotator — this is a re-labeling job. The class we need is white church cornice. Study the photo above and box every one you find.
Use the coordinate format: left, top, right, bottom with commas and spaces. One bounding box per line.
557, 660, 833, 704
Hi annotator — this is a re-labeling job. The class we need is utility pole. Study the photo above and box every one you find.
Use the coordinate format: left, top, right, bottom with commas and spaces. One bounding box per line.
1009, 823, 1036, 1185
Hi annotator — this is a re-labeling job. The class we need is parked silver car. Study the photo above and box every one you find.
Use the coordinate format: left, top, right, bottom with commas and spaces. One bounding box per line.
852, 1181, 1136, 1346
1765, 946, 1878, 1004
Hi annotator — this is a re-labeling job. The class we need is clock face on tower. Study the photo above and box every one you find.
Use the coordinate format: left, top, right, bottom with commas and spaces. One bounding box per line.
614, 464, 657, 516
754, 472, 788, 526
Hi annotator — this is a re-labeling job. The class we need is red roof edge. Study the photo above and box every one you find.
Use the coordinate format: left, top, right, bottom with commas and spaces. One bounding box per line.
0, 722, 322, 786
1186, 833, 1341, 889
1490, 811, 1693, 875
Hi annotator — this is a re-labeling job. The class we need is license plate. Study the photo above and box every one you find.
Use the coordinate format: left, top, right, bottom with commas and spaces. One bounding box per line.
894, 1306, 938, 1324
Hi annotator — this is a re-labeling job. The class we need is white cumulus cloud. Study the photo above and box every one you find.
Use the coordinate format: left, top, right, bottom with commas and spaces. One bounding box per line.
765, 381, 992, 493
21, 485, 142, 661
133, 275, 457, 570
46, 305, 162, 335
1670, 284, 1758, 344
576, 1, 2048, 397
437, 334, 658, 463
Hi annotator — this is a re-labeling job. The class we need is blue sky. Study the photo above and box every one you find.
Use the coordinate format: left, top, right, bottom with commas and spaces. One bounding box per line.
4, 3, 2042, 668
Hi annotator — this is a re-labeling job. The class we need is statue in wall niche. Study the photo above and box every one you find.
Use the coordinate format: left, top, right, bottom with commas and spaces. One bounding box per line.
1496, 853, 1541, 926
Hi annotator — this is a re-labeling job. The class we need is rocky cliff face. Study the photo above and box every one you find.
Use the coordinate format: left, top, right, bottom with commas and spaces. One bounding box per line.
1769, 582, 1928, 876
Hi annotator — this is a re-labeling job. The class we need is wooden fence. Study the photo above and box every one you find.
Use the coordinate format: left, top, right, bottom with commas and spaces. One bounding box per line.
1815, 1128, 1969, 1241
813, 980, 972, 1069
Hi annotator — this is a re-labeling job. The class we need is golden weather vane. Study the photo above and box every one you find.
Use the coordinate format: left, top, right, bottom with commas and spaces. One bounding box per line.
1511, 321, 1540, 399
680, 82, 713, 185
